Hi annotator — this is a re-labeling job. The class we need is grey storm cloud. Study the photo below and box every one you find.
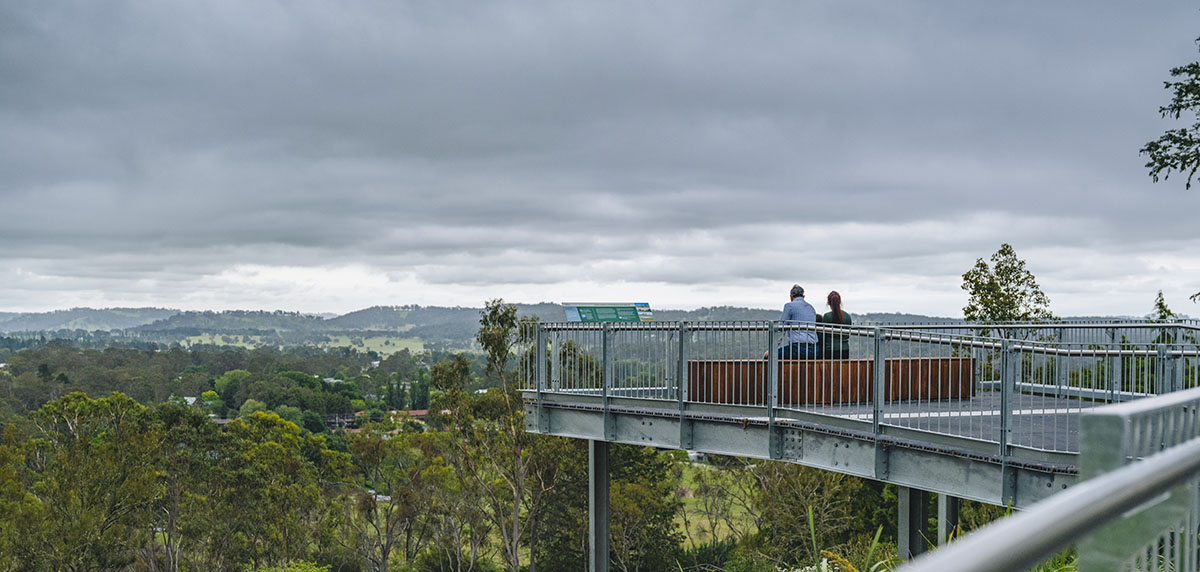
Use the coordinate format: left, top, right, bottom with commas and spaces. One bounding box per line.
1, 0, 1199, 314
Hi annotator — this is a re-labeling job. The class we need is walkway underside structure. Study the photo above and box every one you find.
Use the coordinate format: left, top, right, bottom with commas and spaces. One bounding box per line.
519, 320, 1200, 567
528, 393, 1075, 507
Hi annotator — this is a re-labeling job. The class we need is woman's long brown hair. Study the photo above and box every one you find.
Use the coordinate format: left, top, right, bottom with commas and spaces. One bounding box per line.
827, 291, 843, 323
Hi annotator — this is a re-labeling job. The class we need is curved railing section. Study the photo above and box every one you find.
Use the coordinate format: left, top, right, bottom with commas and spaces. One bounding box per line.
519, 320, 1200, 458
896, 384, 1200, 572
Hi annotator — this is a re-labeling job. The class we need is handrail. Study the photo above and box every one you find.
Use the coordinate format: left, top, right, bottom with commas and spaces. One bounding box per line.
892, 435, 1200, 572
886, 320, 1200, 329
1081, 382, 1200, 417
535, 320, 1196, 356
523, 318, 1200, 460
1008, 345, 1160, 357
895, 384, 1200, 572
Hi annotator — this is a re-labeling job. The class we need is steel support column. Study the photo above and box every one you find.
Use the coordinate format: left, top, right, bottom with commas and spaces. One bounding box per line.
898, 486, 929, 560
589, 440, 610, 572
937, 494, 960, 546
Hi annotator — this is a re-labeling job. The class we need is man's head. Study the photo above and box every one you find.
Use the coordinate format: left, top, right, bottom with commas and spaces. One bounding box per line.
790, 284, 805, 299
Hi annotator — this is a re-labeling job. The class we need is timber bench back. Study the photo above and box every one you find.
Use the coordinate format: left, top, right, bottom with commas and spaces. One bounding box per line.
687, 357, 974, 406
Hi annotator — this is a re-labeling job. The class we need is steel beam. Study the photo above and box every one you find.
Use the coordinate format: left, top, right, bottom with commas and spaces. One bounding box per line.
529, 400, 1077, 508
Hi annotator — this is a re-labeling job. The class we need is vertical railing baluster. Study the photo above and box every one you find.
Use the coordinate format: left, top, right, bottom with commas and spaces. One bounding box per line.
872, 327, 888, 480
536, 324, 548, 433
1108, 342, 1118, 400
1000, 339, 1014, 456
602, 322, 613, 440
550, 329, 560, 392
873, 327, 885, 437
768, 321, 779, 458
678, 321, 691, 450
1162, 345, 1181, 394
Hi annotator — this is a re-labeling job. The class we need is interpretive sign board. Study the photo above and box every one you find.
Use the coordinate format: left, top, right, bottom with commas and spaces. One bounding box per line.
563, 303, 654, 323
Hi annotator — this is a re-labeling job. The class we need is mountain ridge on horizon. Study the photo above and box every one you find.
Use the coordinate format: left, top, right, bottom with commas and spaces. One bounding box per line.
0, 304, 1153, 336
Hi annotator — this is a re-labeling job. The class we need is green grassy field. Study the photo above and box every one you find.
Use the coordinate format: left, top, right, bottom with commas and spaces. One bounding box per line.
676, 461, 755, 546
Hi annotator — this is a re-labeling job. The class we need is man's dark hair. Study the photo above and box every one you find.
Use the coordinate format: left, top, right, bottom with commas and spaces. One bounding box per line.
790, 284, 805, 299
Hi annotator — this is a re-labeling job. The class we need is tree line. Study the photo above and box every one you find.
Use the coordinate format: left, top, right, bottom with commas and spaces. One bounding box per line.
0, 300, 938, 572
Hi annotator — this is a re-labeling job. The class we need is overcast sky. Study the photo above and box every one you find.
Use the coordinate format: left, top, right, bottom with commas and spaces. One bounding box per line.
2, 1, 1199, 317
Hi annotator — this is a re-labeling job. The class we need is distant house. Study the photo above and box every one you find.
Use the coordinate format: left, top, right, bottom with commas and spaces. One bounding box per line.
324, 377, 345, 384
357, 409, 429, 422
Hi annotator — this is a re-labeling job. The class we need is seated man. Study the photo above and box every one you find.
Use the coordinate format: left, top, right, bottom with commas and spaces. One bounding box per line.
776, 284, 819, 359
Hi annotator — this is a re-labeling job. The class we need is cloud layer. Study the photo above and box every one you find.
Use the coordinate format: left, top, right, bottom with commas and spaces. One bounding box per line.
2, 1, 1199, 316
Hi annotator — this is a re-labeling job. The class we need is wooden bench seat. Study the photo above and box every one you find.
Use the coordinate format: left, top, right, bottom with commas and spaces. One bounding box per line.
686, 357, 975, 406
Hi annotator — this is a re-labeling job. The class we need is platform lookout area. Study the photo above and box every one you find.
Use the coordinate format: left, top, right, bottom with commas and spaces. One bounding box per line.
518, 319, 1200, 566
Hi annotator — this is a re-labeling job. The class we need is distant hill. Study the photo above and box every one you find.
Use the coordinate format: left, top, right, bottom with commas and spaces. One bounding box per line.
654, 306, 778, 322
0, 304, 969, 336
133, 310, 325, 334
322, 303, 568, 342
0, 303, 980, 351
328, 303, 567, 329
859, 312, 962, 325
0, 307, 179, 333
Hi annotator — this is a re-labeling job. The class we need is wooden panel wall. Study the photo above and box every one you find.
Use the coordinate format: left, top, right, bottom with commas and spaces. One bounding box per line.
686, 358, 974, 406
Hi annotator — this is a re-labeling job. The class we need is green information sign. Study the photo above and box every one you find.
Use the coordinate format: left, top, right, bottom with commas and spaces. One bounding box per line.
563, 303, 654, 323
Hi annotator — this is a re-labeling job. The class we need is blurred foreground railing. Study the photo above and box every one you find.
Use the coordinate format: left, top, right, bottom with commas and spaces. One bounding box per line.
895, 384, 1200, 572
520, 321, 1200, 456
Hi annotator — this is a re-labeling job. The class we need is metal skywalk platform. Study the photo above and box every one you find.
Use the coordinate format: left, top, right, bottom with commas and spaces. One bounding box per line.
518, 320, 1200, 566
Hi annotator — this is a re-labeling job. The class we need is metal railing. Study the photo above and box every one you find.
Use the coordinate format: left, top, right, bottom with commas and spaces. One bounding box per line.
895, 384, 1200, 572
520, 321, 1200, 456
883, 320, 1200, 346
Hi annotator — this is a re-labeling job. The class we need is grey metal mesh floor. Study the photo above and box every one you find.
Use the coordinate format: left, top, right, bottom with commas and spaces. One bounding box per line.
784, 393, 1103, 453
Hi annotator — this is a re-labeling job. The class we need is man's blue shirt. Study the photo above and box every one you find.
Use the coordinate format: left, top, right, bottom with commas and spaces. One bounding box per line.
781, 297, 818, 344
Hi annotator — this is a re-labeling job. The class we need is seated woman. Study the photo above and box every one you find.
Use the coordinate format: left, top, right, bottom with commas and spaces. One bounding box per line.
817, 291, 851, 360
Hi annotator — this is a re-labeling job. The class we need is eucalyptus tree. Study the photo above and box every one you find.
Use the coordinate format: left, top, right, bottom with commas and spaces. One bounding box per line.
0, 423, 39, 572
144, 401, 225, 572
961, 243, 1055, 326
27, 392, 161, 571
338, 429, 439, 572
1142, 36, 1200, 191
219, 411, 351, 570
1142, 36, 1200, 301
